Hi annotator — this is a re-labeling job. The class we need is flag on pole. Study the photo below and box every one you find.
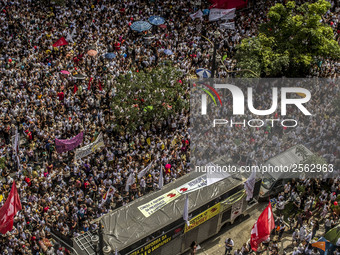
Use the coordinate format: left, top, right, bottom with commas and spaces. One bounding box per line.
12, 127, 20, 169
52, 37, 68, 47
98, 80, 103, 91
88, 77, 93, 91
125, 173, 134, 192
103, 186, 116, 202
73, 84, 78, 94
115, 248, 119, 255
183, 194, 190, 226
158, 166, 164, 189
244, 171, 256, 201
0, 181, 22, 234
190, 10, 204, 20
138, 161, 154, 179
250, 202, 275, 251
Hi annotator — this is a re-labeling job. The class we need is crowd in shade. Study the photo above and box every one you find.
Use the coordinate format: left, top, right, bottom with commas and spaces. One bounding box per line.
223, 178, 339, 254
0, 0, 339, 254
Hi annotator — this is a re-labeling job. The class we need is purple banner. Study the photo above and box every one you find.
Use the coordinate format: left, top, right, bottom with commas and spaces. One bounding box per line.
55, 132, 83, 154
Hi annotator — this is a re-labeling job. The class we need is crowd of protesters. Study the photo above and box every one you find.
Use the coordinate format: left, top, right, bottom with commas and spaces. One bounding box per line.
223, 178, 340, 255
0, 0, 339, 254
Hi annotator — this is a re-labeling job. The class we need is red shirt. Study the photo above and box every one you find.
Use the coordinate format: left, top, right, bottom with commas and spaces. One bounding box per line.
57, 92, 64, 101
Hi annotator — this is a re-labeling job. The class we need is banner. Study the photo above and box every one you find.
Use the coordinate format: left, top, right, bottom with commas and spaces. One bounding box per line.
138, 189, 180, 218
74, 133, 104, 160
209, 8, 235, 21
220, 21, 235, 30
55, 132, 83, 154
185, 203, 220, 233
127, 226, 183, 255
190, 10, 204, 20
176, 174, 207, 194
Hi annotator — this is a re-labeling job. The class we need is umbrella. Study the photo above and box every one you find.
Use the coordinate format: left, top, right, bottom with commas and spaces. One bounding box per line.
104, 53, 116, 59
73, 74, 87, 80
324, 224, 340, 245
164, 49, 173, 55
87, 50, 98, 57
196, 68, 211, 78
159, 24, 167, 29
312, 237, 334, 255
60, 70, 70, 75
130, 21, 152, 32
148, 16, 165, 26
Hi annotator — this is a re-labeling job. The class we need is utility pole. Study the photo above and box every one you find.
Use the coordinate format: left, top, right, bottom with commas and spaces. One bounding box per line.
99, 221, 104, 255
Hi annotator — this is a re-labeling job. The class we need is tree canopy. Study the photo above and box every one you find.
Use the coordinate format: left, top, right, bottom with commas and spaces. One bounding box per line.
236, 0, 340, 77
111, 64, 188, 132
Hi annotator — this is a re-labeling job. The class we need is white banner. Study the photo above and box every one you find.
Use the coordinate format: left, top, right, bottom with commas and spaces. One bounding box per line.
176, 174, 207, 194
74, 133, 104, 160
190, 10, 203, 20
138, 189, 180, 217
220, 21, 235, 30
209, 8, 236, 22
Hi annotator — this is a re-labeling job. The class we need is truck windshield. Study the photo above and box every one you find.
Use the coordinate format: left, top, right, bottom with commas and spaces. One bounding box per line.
261, 172, 276, 190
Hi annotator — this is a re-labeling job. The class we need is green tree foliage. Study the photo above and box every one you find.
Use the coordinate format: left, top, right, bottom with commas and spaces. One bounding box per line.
236, 0, 340, 77
111, 64, 188, 132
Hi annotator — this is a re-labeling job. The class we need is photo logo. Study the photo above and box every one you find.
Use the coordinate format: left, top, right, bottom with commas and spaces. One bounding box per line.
200, 84, 312, 116
193, 83, 223, 112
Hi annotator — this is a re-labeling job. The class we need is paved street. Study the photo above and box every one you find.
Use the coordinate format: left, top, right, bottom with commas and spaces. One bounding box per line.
189, 202, 328, 255
194, 202, 268, 255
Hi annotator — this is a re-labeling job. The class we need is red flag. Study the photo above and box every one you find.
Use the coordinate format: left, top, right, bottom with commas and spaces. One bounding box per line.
73, 84, 78, 94
210, 0, 248, 9
250, 202, 275, 251
88, 77, 93, 91
0, 181, 22, 234
98, 80, 103, 91
53, 37, 68, 47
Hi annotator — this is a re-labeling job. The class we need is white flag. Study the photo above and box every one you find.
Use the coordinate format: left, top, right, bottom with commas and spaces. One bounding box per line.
244, 171, 256, 201
115, 248, 118, 255
12, 127, 19, 157
125, 173, 135, 192
183, 194, 190, 226
190, 10, 203, 20
209, 8, 235, 22
138, 160, 154, 179
220, 21, 235, 30
158, 166, 164, 189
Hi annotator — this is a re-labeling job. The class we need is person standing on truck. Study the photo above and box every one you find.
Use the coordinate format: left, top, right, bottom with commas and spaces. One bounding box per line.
225, 238, 234, 255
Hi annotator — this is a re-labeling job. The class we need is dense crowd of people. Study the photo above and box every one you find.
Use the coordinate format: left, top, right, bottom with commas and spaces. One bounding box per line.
223, 178, 340, 255
0, 0, 339, 254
